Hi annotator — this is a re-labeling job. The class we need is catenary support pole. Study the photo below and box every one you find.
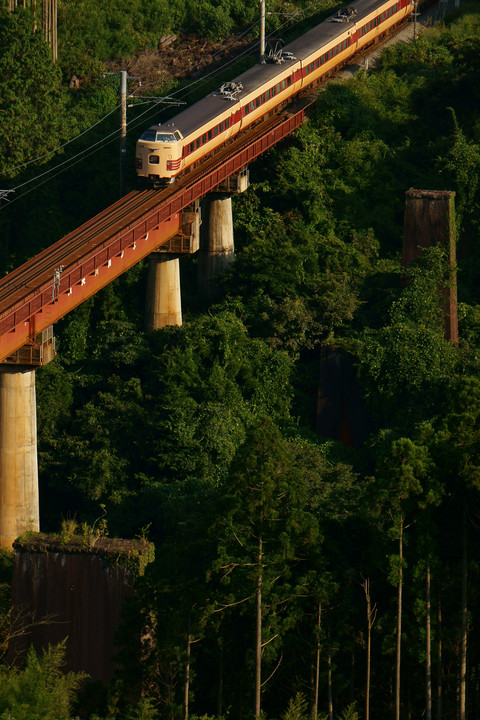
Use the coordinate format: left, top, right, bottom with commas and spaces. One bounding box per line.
120, 70, 127, 197
260, 0, 266, 63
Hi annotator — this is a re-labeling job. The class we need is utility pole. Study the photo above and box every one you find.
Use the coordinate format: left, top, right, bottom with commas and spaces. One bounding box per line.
260, 0, 266, 63
104, 71, 141, 197
120, 70, 128, 197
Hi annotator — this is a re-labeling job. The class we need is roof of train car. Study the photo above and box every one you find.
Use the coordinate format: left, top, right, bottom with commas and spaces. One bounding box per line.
147, 0, 390, 140
286, 0, 390, 58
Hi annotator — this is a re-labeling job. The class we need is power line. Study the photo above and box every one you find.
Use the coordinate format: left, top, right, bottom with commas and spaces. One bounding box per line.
1, 1, 323, 204
6, 102, 122, 176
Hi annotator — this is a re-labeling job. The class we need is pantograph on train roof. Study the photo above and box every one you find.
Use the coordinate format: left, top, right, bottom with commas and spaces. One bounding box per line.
332, 6, 358, 21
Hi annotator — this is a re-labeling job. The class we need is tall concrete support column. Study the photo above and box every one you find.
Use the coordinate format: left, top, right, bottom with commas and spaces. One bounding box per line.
403, 189, 458, 343
145, 253, 182, 331
197, 194, 235, 298
0, 367, 39, 549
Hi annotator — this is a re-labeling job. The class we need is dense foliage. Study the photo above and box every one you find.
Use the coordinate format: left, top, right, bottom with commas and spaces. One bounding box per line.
1, 2, 480, 720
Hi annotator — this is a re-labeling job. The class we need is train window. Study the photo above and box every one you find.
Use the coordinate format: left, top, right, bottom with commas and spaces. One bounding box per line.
244, 104, 250, 115
256, 97, 261, 108
287, 76, 292, 85
196, 138, 201, 149
189, 142, 195, 153
202, 134, 207, 144
329, 49, 334, 59
156, 133, 178, 142
225, 118, 230, 128
276, 82, 281, 93
261, 93, 266, 102
219, 122, 224, 132
315, 59, 319, 68
214, 126, 218, 137
382, 11, 386, 19
207, 130, 213, 140
148, 155, 159, 164
250, 100, 255, 110
271, 86, 276, 96
140, 131, 156, 142
281, 79, 286, 89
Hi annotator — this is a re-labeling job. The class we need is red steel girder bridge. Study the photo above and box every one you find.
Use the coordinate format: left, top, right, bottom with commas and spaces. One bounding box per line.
0, 102, 308, 363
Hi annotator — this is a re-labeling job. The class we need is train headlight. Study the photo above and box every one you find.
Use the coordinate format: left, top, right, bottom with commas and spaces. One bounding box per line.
149, 155, 160, 165
166, 159, 181, 171
135, 157, 142, 169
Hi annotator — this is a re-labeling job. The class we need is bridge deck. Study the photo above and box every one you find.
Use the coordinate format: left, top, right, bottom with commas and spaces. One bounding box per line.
0, 102, 308, 361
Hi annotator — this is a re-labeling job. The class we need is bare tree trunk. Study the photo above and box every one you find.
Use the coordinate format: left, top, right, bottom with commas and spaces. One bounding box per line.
313, 602, 321, 720
255, 535, 263, 720
437, 593, 442, 720
52, 0, 57, 62
426, 562, 432, 720
217, 639, 224, 717
396, 515, 404, 720
328, 648, 333, 720
362, 578, 376, 720
459, 505, 467, 720
184, 624, 191, 720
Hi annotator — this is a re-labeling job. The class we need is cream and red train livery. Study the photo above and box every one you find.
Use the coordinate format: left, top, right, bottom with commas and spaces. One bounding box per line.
135, 0, 413, 184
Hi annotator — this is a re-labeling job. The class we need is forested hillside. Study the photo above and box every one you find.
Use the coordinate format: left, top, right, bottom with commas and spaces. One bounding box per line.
1, 1, 480, 719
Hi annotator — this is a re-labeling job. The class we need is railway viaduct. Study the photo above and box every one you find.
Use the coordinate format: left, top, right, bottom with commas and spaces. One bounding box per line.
0, 106, 308, 548
0, 0, 454, 549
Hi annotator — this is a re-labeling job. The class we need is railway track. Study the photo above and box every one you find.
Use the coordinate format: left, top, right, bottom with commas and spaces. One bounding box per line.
0, 104, 308, 322
0, 3, 429, 331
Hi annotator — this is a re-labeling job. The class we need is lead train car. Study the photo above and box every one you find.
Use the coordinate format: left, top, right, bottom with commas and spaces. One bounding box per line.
135, 0, 413, 184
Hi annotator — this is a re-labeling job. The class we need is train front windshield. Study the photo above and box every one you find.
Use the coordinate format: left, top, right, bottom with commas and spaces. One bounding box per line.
139, 131, 180, 143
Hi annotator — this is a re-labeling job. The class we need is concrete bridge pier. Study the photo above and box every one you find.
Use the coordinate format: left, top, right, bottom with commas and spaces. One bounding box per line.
144, 253, 182, 331
0, 367, 39, 549
197, 193, 235, 299
144, 202, 202, 332
197, 168, 249, 298
0, 329, 55, 549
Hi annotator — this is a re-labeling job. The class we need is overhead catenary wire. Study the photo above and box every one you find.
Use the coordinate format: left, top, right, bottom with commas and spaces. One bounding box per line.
3, 17, 263, 181
1, 0, 323, 206
6, 101, 123, 176
1, 123, 125, 207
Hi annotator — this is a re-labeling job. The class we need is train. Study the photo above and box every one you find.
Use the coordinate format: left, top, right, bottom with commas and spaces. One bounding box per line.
135, 0, 413, 185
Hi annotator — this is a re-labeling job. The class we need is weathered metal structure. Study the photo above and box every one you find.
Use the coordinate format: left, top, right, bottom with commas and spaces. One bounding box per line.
403, 189, 458, 343
10, 535, 154, 681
